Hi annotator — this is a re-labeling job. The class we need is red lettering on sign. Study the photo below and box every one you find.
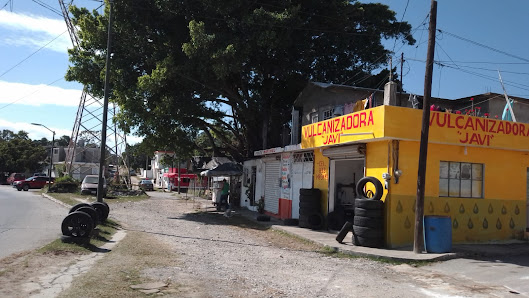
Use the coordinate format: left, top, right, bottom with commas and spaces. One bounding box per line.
455, 116, 464, 129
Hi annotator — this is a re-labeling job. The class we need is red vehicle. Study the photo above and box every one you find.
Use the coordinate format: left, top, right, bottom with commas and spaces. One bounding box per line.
16, 176, 54, 191
7, 173, 25, 185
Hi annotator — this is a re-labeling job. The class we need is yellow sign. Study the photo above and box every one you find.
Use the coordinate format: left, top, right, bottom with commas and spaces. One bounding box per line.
301, 107, 384, 148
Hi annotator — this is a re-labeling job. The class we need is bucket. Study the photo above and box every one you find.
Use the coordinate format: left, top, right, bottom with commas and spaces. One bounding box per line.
424, 216, 452, 253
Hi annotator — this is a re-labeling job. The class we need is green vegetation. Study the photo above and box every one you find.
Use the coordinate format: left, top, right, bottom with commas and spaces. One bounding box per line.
38, 219, 121, 255
66, 1, 415, 161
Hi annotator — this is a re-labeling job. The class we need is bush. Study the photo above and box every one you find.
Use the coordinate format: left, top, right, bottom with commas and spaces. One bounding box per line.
49, 175, 80, 193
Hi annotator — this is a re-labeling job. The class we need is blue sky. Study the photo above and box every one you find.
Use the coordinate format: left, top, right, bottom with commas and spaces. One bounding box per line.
0, 0, 528, 141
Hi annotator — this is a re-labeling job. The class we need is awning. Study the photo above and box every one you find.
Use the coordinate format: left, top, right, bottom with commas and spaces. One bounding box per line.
200, 162, 242, 177
322, 144, 365, 159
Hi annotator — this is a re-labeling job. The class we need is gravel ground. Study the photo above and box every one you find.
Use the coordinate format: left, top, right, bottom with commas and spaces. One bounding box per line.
110, 193, 508, 297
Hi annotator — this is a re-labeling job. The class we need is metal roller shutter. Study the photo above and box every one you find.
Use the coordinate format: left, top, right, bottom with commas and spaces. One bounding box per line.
264, 160, 280, 214
322, 144, 365, 159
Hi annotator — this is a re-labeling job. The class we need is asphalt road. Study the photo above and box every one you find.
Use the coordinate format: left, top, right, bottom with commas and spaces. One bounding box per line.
0, 185, 66, 259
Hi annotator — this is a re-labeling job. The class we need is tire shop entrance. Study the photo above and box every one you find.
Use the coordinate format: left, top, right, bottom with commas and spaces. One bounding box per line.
324, 144, 366, 230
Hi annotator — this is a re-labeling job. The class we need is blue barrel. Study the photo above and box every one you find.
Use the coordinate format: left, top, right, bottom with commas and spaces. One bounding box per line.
424, 216, 452, 253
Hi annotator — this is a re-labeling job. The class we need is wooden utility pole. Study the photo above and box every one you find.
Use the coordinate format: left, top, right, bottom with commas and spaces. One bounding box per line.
400, 52, 404, 93
414, 0, 437, 253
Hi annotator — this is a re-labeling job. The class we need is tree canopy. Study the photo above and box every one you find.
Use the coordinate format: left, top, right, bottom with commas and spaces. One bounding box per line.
0, 129, 48, 173
66, 0, 415, 161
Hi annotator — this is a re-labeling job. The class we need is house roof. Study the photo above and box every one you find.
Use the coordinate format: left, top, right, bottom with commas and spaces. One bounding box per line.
200, 162, 242, 177
293, 81, 390, 107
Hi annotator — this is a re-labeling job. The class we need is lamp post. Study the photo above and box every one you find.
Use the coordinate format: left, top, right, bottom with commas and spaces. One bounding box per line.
31, 123, 55, 190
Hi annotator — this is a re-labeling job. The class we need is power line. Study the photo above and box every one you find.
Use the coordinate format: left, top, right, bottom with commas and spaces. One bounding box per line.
438, 29, 529, 63
0, 77, 65, 111
32, 0, 62, 16
0, 30, 67, 79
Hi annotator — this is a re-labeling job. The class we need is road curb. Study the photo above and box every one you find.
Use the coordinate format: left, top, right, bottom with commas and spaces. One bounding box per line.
41, 192, 71, 209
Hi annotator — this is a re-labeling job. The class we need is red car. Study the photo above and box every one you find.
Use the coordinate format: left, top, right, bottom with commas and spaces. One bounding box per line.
16, 176, 54, 191
7, 173, 25, 185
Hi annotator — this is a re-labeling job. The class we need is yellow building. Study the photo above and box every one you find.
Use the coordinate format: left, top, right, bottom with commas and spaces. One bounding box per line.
301, 105, 528, 248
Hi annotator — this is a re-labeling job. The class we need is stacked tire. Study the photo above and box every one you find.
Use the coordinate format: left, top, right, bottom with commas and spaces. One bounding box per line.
352, 177, 384, 248
298, 188, 323, 230
61, 202, 110, 243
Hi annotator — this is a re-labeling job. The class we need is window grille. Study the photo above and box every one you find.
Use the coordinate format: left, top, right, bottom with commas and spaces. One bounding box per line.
439, 161, 483, 198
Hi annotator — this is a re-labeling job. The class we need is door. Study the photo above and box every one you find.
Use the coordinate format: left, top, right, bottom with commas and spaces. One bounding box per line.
264, 160, 280, 214
291, 152, 314, 219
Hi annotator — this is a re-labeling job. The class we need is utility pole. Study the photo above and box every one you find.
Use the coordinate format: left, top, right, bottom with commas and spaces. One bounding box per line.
414, 0, 437, 254
400, 52, 404, 93
97, 1, 113, 203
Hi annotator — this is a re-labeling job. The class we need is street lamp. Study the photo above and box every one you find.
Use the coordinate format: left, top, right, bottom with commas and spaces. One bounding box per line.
31, 123, 55, 190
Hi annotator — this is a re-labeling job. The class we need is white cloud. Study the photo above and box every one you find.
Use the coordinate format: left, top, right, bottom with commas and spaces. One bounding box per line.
0, 10, 72, 53
0, 81, 82, 107
0, 119, 71, 140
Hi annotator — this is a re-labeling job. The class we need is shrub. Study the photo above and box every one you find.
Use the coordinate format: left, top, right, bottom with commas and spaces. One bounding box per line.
49, 175, 79, 193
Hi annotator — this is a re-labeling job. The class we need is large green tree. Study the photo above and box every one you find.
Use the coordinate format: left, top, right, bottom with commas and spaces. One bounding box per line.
0, 130, 48, 173
66, 0, 414, 161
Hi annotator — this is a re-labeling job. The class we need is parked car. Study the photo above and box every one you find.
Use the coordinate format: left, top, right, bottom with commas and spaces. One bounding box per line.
16, 176, 54, 191
81, 175, 107, 197
7, 173, 25, 185
139, 179, 154, 191
33, 172, 47, 177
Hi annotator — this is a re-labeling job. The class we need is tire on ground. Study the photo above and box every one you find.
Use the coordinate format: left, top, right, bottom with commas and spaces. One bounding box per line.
69, 203, 92, 214
299, 201, 320, 211
307, 213, 324, 230
61, 211, 94, 237
335, 221, 353, 243
90, 202, 109, 222
352, 235, 383, 248
76, 206, 99, 225
299, 188, 321, 197
354, 198, 384, 210
352, 225, 383, 238
356, 176, 384, 200
354, 207, 383, 218
353, 216, 383, 229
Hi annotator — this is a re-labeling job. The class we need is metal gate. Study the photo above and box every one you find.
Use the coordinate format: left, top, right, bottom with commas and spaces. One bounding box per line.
291, 152, 314, 219
264, 160, 280, 214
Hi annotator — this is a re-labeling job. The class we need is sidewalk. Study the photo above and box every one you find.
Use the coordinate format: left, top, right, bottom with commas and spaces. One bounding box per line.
233, 207, 529, 263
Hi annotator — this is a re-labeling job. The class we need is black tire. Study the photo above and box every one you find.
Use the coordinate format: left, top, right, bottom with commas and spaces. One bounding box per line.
327, 211, 345, 231
61, 211, 94, 237
299, 201, 320, 210
23, 184, 29, 191
91, 202, 110, 221
353, 235, 383, 248
336, 221, 353, 243
283, 218, 299, 226
17, 187, 21, 191
355, 198, 384, 210
61, 235, 90, 245
353, 216, 383, 229
356, 176, 383, 200
299, 195, 319, 205
354, 207, 383, 218
76, 206, 99, 225
300, 188, 320, 197
299, 214, 310, 228
307, 213, 324, 230
69, 203, 92, 214
256, 215, 271, 222
352, 225, 383, 238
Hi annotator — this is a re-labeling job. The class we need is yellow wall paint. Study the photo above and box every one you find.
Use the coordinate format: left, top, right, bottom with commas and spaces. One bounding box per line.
301, 107, 385, 149
313, 149, 329, 215
365, 141, 390, 202
386, 140, 528, 247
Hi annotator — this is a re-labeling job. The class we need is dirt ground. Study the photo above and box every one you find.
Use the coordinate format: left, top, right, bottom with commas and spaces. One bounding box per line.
0, 194, 513, 297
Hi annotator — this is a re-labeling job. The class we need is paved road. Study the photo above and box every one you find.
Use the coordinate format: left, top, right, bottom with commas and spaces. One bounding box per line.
0, 185, 66, 259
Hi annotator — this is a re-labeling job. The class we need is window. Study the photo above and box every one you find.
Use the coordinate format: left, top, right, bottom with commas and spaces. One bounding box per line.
310, 112, 319, 123
53, 148, 59, 154
323, 108, 334, 120
439, 161, 483, 198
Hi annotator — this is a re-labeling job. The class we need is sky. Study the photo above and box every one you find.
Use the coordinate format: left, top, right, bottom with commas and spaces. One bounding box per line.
0, 0, 528, 142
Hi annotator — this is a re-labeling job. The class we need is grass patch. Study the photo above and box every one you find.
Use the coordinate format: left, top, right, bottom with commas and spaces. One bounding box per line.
44, 191, 150, 205
38, 219, 121, 255
57, 231, 182, 298
43, 191, 82, 206
86, 194, 150, 204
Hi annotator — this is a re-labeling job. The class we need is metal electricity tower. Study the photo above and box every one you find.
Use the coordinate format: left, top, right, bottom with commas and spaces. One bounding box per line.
59, 0, 130, 187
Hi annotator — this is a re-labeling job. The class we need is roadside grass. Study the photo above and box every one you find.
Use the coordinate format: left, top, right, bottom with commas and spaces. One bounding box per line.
318, 246, 432, 266
38, 219, 121, 255
44, 191, 150, 205
57, 230, 182, 298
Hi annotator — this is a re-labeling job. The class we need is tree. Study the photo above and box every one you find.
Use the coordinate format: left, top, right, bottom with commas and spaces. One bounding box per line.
66, 0, 415, 161
56, 135, 71, 147
0, 129, 47, 173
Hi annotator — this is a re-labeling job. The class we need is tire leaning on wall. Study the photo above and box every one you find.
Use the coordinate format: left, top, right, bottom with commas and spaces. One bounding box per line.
356, 176, 383, 200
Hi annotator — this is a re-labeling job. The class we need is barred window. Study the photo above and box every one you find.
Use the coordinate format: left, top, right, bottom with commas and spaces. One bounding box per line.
439, 161, 483, 198
323, 109, 334, 120
293, 152, 314, 162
